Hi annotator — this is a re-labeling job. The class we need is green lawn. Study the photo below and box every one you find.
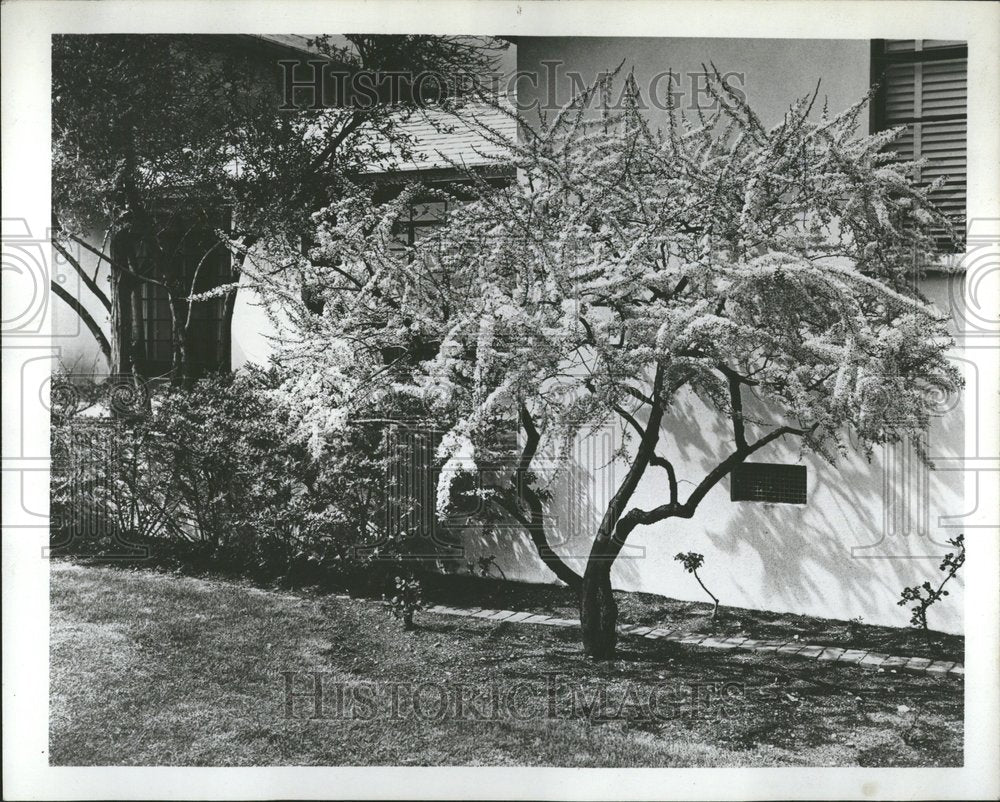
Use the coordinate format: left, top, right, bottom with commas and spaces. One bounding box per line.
50, 562, 963, 767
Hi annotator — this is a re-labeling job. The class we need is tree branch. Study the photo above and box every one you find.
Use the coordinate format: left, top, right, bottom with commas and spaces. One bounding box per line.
64, 232, 172, 291
52, 239, 112, 314
623, 384, 655, 406
51, 280, 111, 366
649, 454, 678, 505
617, 424, 815, 533
725, 372, 748, 451
612, 402, 646, 440
510, 403, 582, 590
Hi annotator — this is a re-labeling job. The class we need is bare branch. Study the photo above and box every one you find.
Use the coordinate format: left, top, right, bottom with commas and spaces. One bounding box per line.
64, 232, 172, 291
649, 454, 678, 505
51, 280, 111, 366
52, 239, 112, 314
617, 423, 816, 535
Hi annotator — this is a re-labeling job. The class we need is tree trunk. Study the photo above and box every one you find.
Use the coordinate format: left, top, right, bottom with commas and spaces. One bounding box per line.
578, 366, 667, 659
107, 235, 153, 417
109, 243, 134, 377
580, 561, 618, 659
168, 297, 191, 387
220, 289, 236, 373
581, 512, 647, 659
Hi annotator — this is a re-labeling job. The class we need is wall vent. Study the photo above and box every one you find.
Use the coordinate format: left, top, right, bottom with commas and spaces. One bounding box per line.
730, 463, 807, 505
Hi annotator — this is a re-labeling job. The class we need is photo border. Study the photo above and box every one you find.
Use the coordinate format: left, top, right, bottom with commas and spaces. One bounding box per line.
2, 1, 997, 799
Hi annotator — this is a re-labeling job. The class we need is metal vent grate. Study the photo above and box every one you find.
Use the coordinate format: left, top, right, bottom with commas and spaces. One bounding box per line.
730, 463, 807, 505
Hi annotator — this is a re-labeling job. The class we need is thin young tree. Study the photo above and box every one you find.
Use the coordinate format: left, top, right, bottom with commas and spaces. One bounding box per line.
258, 70, 961, 659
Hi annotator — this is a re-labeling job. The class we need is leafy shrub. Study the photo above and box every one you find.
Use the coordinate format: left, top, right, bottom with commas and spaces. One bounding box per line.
50, 367, 389, 585
50, 416, 163, 558
50, 370, 178, 558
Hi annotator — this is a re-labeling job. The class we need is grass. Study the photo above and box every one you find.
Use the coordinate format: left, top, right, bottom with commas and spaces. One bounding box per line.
51, 561, 962, 767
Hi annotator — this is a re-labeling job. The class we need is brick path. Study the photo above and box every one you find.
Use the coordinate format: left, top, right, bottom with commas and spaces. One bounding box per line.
423, 604, 964, 677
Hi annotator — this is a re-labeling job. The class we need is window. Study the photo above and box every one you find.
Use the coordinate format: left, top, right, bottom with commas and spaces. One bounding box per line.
135, 209, 232, 377
870, 39, 968, 244
390, 200, 451, 249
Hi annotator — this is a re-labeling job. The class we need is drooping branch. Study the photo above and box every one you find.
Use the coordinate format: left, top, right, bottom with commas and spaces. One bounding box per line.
52, 239, 112, 314
51, 280, 111, 366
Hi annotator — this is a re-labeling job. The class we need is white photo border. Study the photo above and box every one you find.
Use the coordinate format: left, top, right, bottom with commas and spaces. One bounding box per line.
2, 1, 998, 799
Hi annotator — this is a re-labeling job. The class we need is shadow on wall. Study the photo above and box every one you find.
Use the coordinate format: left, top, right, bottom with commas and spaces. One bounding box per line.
462, 378, 965, 633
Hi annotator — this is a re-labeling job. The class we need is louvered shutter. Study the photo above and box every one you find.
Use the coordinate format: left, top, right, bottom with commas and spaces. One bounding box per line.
872, 40, 967, 242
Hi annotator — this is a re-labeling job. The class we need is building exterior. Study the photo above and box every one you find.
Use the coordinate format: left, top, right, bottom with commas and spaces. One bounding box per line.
53, 36, 968, 631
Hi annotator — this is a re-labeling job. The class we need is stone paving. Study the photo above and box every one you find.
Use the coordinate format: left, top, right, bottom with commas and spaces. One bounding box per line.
423, 603, 964, 677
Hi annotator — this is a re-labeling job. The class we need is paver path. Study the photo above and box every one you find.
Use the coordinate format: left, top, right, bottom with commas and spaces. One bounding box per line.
421, 603, 963, 677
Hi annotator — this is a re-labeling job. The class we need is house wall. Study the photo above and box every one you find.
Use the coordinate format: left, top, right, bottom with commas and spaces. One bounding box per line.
512, 37, 872, 131
231, 255, 279, 371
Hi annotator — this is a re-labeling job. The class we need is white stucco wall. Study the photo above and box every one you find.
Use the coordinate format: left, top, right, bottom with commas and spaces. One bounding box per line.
230, 267, 278, 371
460, 273, 966, 633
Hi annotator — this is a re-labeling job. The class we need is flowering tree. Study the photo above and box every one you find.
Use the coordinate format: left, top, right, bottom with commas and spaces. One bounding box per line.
256, 71, 961, 659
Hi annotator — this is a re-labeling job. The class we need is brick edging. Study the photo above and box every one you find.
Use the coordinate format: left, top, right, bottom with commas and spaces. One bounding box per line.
423, 604, 963, 677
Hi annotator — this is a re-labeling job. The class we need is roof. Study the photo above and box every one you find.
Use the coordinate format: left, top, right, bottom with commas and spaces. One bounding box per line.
236, 34, 354, 60
256, 34, 321, 55
236, 35, 517, 176
364, 99, 517, 175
